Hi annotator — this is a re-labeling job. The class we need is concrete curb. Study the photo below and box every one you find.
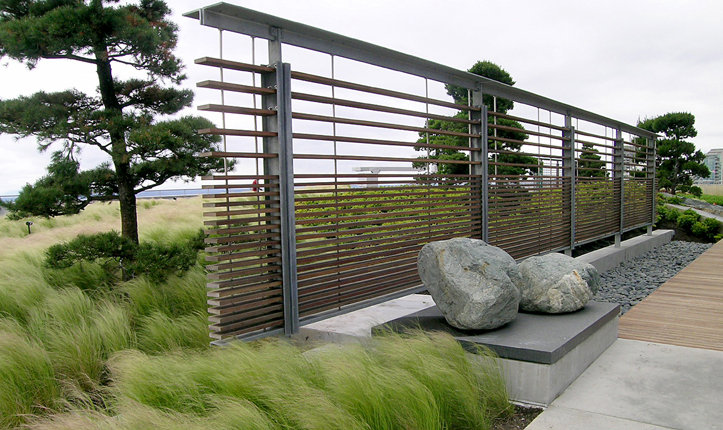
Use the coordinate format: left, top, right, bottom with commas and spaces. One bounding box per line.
576, 230, 674, 273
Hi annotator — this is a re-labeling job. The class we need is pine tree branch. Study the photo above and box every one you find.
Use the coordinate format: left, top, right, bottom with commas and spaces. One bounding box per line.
43, 54, 98, 65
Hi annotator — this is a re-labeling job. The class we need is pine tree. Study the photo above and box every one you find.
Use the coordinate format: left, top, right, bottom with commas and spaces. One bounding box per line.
0, 0, 225, 243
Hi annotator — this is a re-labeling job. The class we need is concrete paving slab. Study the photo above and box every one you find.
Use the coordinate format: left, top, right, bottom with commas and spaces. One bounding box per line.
526, 406, 672, 430
544, 339, 723, 430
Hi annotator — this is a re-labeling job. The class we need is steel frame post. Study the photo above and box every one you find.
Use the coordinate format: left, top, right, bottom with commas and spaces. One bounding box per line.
648, 136, 657, 235
562, 115, 575, 255
614, 128, 624, 246
263, 34, 299, 336
471, 90, 488, 242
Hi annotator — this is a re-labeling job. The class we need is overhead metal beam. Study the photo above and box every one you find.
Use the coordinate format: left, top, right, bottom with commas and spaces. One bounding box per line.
185, 3, 657, 139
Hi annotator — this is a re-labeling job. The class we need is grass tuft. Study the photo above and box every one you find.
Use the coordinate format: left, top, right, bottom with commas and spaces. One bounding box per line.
136, 311, 209, 354
109, 331, 510, 430
0, 319, 61, 429
120, 268, 207, 319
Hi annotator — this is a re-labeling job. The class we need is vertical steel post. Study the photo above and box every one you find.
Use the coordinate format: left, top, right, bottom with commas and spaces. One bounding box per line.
471, 89, 488, 242
263, 32, 299, 335
562, 115, 575, 255
614, 128, 624, 246
648, 136, 657, 235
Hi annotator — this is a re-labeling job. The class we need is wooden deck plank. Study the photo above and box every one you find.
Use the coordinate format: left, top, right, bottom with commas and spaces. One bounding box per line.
618, 239, 723, 352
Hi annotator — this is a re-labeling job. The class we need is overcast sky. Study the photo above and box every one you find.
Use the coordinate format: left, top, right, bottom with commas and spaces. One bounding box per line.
1, 0, 722, 195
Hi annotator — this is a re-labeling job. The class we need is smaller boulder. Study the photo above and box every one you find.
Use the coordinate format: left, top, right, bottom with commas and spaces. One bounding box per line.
418, 237, 521, 330
518, 253, 600, 313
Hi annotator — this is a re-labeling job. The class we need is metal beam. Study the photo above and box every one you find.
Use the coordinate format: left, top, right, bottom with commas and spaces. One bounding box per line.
185, 3, 657, 139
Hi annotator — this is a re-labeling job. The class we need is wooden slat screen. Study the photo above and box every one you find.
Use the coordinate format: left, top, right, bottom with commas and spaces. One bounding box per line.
623, 135, 655, 230
288, 68, 483, 320
194, 51, 655, 341
486, 112, 572, 258
573, 129, 620, 243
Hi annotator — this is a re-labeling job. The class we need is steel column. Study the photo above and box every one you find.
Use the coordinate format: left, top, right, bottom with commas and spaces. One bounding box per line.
649, 136, 657, 235
471, 89, 488, 242
562, 116, 576, 254
262, 33, 299, 336
614, 128, 624, 247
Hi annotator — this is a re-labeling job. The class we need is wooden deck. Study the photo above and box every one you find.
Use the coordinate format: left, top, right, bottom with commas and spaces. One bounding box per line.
618, 239, 723, 352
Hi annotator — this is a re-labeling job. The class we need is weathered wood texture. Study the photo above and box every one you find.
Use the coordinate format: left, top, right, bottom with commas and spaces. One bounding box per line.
619, 239, 723, 351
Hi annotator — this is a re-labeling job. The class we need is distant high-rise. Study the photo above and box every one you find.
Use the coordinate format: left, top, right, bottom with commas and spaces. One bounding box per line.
698, 149, 723, 184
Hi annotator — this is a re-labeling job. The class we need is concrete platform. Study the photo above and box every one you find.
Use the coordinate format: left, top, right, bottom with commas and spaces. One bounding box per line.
377, 302, 620, 406
294, 294, 436, 343
527, 339, 723, 430
577, 229, 673, 273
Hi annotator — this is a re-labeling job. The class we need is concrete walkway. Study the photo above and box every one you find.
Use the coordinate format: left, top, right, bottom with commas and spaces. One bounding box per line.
528, 238, 723, 429
526, 339, 723, 430
667, 203, 723, 223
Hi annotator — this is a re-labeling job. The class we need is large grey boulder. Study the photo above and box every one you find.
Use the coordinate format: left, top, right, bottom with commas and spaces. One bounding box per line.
518, 253, 600, 313
417, 238, 521, 330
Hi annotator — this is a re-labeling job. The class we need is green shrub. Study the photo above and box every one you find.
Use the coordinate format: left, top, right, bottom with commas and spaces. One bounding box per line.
45, 231, 136, 277
691, 217, 722, 241
688, 186, 703, 198
45, 230, 204, 284
691, 221, 706, 237
667, 196, 683, 205
666, 207, 681, 222
677, 210, 699, 231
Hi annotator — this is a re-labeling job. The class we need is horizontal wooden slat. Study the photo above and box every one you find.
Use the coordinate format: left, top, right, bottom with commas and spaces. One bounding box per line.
293, 153, 480, 165
290, 70, 480, 112
197, 80, 276, 95
198, 104, 277, 116
293, 133, 480, 152
293, 112, 479, 138
195, 57, 275, 73
292, 91, 479, 125
198, 128, 278, 138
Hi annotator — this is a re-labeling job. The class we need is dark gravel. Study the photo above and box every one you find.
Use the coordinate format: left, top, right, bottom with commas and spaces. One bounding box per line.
594, 241, 712, 314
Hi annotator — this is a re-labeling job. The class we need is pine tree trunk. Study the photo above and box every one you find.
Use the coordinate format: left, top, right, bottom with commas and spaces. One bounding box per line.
95, 46, 140, 244
117, 168, 139, 244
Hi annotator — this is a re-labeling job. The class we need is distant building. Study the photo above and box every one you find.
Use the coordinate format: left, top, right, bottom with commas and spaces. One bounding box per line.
697, 149, 723, 184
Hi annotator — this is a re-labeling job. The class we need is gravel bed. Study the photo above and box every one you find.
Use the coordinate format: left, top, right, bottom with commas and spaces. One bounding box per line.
595, 241, 713, 314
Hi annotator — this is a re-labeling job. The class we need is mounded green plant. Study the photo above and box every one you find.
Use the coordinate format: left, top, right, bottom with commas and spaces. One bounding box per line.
45, 229, 204, 283
677, 209, 699, 231
691, 217, 722, 241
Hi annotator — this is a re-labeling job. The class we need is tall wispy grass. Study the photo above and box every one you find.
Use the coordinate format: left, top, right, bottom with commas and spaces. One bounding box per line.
27, 289, 133, 393
119, 269, 207, 319
0, 250, 54, 324
0, 319, 61, 429
104, 331, 510, 430
136, 311, 209, 354
1, 196, 514, 429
